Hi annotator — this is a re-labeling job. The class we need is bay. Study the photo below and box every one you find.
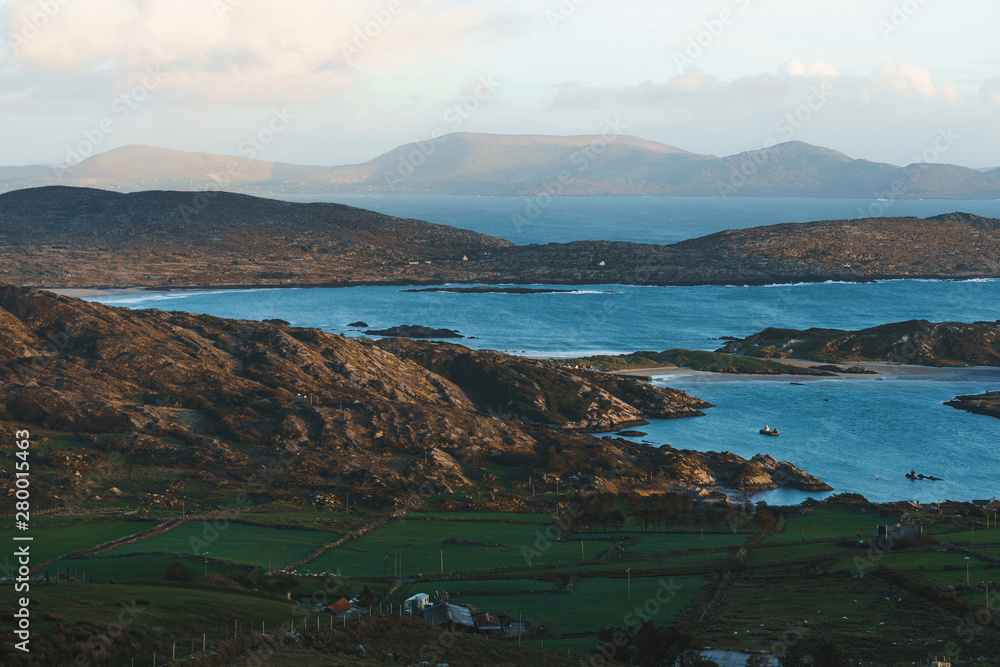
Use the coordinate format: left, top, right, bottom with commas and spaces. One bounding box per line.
271, 194, 1000, 245
90, 279, 1000, 504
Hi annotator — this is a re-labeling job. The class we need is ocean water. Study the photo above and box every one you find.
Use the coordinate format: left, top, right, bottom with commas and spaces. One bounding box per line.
272, 194, 1000, 245
91, 279, 1000, 504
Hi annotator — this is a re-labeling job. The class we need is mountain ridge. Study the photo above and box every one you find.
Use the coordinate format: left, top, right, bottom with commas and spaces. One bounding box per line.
6, 134, 1000, 198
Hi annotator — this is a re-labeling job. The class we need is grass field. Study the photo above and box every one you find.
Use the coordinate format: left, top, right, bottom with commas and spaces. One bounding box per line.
0, 520, 158, 565
47, 553, 237, 583
452, 574, 705, 636
300, 519, 590, 577
109, 522, 334, 568
831, 550, 993, 586
410, 511, 556, 524
930, 527, 1000, 546
0, 582, 299, 662
702, 562, 997, 661
768, 507, 883, 544
621, 532, 751, 554
750, 541, 857, 564
440, 578, 559, 594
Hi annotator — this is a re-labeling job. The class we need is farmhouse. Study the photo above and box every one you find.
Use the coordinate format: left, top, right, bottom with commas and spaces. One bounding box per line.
972, 498, 1000, 512
327, 597, 366, 620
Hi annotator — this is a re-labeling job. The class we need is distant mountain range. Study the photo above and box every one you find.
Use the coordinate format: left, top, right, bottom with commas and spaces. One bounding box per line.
4, 134, 1000, 198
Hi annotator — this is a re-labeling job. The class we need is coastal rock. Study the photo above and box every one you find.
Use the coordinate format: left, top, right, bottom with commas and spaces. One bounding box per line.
365, 325, 464, 339
372, 338, 712, 432
650, 446, 832, 492
348, 321, 369, 328
751, 454, 835, 492
945, 391, 1000, 421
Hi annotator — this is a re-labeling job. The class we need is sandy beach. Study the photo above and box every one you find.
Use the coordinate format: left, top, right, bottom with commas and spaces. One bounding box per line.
610, 360, 1000, 382
43, 287, 152, 298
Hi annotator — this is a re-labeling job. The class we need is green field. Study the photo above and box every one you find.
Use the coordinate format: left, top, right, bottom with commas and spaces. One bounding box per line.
47, 553, 237, 584
620, 532, 751, 554
0, 582, 299, 663
832, 550, 992, 586
0, 520, 157, 565
454, 575, 704, 636
750, 541, 857, 564
930, 527, 1000, 545
411, 511, 556, 524
768, 507, 883, 544
440, 578, 559, 594
109, 522, 334, 568
300, 519, 591, 577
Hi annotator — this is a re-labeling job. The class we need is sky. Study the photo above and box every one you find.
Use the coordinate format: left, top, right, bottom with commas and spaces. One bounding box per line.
1, 0, 999, 169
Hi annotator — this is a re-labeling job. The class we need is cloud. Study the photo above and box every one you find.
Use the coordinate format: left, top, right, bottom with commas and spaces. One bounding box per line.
981, 77, 1000, 108
1, 0, 526, 103
874, 60, 962, 104
783, 59, 840, 79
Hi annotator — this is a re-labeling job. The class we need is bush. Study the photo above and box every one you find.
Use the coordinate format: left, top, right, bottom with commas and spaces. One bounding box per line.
164, 562, 194, 582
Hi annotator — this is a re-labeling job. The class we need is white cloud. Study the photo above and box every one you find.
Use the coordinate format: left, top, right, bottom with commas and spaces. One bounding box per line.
874, 60, 962, 104
2, 0, 525, 103
783, 59, 840, 79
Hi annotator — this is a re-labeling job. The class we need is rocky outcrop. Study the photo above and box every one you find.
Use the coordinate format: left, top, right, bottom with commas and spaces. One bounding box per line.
945, 392, 1000, 420
371, 338, 712, 432
652, 446, 832, 492
364, 325, 464, 339
719, 320, 1000, 367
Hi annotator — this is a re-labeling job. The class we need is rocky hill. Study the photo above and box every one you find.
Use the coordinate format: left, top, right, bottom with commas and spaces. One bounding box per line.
673, 212, 1000, 279
0, 186, 511, 286
718, 319, 1000, 367
2, 187, 999, 287
5, 136, 1000, 198
0, 288, 828, 511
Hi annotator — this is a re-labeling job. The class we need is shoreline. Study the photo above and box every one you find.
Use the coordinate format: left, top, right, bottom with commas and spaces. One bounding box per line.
610, 360, 1000, 381
30, 272, 1000, 299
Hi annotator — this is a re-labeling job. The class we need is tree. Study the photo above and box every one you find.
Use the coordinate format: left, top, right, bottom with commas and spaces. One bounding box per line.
164, 562, 193, 582
754, 507, 778, 532
806, 640, 849, 667
777, 645, 810, 667
356, 585, 380, 609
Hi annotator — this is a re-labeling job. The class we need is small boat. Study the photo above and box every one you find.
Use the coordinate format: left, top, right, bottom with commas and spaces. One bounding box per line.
759, 426, 779, 436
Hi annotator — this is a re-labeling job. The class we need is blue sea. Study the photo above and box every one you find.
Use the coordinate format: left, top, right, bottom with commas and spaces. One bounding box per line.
90, 196, 1000, 505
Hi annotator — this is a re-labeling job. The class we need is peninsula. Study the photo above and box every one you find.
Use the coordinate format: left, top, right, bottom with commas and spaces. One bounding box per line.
2, 187, 999, 289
